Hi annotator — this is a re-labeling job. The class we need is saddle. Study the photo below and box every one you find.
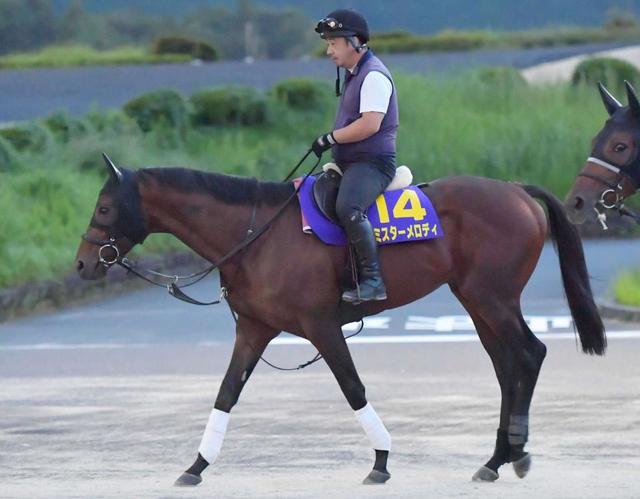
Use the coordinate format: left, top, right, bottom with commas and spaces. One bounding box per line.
312, 163, 414, 224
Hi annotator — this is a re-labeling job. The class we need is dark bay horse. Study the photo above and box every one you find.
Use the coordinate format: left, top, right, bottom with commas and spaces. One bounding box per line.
75, 154, 606, 487
565, 81, 640, 228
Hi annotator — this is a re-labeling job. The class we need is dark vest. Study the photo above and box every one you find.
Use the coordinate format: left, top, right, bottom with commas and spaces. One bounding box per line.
332, 50, 399, 164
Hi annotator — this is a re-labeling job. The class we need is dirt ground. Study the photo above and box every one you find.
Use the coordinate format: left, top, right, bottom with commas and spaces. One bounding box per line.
1, 338, 639, 499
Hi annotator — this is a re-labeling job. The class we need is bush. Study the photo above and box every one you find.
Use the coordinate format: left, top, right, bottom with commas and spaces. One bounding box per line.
0, 136, 20, 171
0, 122, 50, 152
371, 29, 495, 54
571, 57, 640, 90
271, 78, 332, 110
43, 112, 89, 142
190, 86, 271, 126
473, 66, 527, 87
123, 89, 189, 135
86, 109, 141, 137
152, 36, 218, 62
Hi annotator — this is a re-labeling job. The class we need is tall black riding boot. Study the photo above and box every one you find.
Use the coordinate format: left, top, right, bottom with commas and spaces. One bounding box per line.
341, 213, 387, 303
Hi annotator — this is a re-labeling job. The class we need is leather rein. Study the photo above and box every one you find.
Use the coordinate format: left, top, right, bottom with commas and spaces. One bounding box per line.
82, 149, 321, 306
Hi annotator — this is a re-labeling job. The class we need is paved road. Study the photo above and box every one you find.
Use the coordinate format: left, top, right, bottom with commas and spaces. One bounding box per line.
1, 239, 640, 376
1, 40, 638, 122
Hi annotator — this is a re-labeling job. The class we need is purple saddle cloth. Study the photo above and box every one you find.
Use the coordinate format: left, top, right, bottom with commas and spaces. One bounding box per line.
295, 176, 444, 246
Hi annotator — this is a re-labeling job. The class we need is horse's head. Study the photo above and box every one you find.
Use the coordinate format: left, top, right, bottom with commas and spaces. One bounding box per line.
75, 153, 148, 280
565, 81, 640, 226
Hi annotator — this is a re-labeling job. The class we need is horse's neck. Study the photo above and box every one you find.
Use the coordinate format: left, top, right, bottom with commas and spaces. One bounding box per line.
139, 181, 254, 264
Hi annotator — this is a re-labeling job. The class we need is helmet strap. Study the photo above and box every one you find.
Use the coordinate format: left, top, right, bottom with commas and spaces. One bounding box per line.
348, 36, 367, 53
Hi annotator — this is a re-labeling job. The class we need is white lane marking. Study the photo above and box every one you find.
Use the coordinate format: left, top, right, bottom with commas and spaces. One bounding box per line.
343, 316, 390, 331
1, 331, 638, 351
403, 315, 574, 333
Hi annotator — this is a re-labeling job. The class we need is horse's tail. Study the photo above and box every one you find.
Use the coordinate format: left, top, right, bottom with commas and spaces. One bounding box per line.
522, 184, 606, 355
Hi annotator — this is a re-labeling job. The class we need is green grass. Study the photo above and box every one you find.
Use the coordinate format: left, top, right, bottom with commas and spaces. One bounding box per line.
316, 26, 640, 57
0, 44, 190, 69
614, 271, 640, 306
0, 72, 621, 288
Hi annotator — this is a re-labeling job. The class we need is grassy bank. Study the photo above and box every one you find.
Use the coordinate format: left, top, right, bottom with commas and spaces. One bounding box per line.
320, 25, 640, 57
0, 45, 190, 69
614, 271, 640, 306
4, 24, 640, 70
0, 71, 621, 289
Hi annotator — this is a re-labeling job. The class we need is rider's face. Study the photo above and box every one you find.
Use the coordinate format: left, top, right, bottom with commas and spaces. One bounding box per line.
325, 37, 356, 68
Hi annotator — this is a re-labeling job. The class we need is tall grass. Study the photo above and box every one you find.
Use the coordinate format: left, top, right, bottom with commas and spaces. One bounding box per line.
0, 72, 614, 288
395, 72, 604, 195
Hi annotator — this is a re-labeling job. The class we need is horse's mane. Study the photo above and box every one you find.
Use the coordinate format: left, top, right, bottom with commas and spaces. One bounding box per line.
138, 167, 295, 207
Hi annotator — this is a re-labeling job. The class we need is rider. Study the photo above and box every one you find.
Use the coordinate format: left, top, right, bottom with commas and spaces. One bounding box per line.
312, 9, 399, 303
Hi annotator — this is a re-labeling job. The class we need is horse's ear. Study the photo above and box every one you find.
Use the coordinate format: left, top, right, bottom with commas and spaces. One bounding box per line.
598, 82, 622, 116
625, 80, 640, 118
102, 152, 123, 183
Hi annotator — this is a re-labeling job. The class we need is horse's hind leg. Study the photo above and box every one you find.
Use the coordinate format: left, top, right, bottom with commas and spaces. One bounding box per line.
506, 315, 547, 479
305, 315, 392, 485
452, 286, 546, 482
175, 315, 278, 487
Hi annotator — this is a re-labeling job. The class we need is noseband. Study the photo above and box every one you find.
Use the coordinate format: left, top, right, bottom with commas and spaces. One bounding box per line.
81, 233, 121, 267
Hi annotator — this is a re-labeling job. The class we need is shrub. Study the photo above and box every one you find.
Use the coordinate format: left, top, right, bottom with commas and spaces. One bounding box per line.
0, 136, 20, 171
190, 86, 271, 126
152, 36, 219, 62
123, 89, 189, 135
571, 57, 640, 90
86, 109, 140, 137
0, 122, 50, 152
43, 112, 89, 142
473, 66, 527, 87
271, 78, 332, 110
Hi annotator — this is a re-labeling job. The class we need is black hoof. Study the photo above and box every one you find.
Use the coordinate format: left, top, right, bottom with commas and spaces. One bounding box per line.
472, 466, 499, 482
512, 453, 531, 478
174, 472, 202, 487
363, 469, 391, 484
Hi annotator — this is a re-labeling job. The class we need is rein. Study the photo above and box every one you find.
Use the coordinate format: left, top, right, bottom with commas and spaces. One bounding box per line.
577, 156, 640, 229
84, 149, 319, 303
82, 149, 365, 370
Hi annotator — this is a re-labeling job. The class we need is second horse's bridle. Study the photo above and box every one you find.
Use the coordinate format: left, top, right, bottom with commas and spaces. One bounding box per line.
577, 156, 640, 229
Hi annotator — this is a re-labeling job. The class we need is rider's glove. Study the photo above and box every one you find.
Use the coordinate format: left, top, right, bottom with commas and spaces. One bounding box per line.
311, 132, 336, 158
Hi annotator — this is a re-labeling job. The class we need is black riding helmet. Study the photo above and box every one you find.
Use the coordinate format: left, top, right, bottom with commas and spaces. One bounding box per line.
316, 9, 370, 97
315, 9, 370, 43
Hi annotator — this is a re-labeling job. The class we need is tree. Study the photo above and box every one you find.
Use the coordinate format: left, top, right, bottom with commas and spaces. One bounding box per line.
0, 0, 56, 54
59, 0, 87, 41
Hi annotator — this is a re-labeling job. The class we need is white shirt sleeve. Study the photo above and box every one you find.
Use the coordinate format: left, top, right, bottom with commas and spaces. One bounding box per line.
359, 71, 393, 114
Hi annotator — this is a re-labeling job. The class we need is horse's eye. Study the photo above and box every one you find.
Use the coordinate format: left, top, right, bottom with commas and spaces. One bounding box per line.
98, 207, 110, 215
615, 143, 627, 153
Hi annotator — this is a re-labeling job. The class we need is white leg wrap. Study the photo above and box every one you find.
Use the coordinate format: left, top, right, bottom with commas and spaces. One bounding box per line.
198, 408, 230, 465
355, 403, 391, 451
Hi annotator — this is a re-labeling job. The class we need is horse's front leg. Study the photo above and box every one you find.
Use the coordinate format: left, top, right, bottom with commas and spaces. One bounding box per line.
175, 315, 278, 487
305, 315, 392, 485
